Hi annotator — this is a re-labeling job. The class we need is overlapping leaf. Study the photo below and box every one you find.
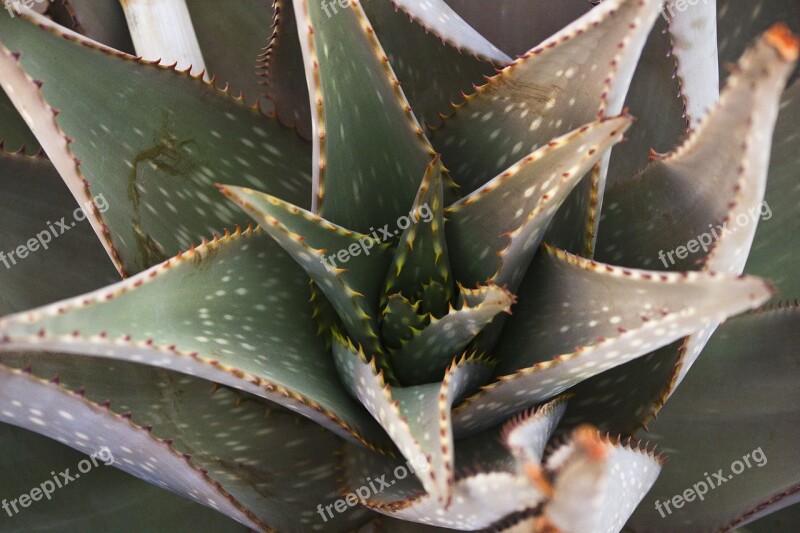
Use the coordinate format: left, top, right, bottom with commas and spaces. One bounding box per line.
291, 0, 436, 232
0, 227, 388, 447
630, 307, 800, 531
452, 245, 772, 436
0, 12, 312, 275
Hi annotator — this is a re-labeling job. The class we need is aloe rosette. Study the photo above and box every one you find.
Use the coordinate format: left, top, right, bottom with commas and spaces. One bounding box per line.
0, 0, 798, 531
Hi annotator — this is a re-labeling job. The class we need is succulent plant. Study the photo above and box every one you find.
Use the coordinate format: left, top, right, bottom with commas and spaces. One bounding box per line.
0, 0, 798, 531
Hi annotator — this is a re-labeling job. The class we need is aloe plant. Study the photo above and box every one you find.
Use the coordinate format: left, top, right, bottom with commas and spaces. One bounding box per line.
0, 0, 798, 531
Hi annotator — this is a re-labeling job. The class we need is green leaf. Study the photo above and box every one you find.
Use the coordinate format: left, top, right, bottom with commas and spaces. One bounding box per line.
291, 0, 436, 233
0, 88, 40, 153
0, 363, 263, 529
606, 16, 687, 190
0, 227, 388, 448
445, 116, 630, 289
452, 245, 772, 436
596, 26, 797, 272
262, 0, 313, 137
666, 0, 719, 128
0, 151, 118, 314
186, 0, 275, 103
48, 0, 134, 52
669, 26, 798, 395
430, 0, 661, 254
362, 0, 509, 128
0, 423, 245, 532
381, 293, 427, 350
736, 501, 800, 532
443, 0, 592, 57
745, 80, 800, 302
0, 355, 373, 531
389, 284, 512, 385
332, 332, 493, 502
342, 440, 543, 530
501, 395, 568, 465
718, 0, 800, 83
0, 13, 312, 275
629, 307, 800, 531
220, 185, 392, 359
384, 158, 453, 310
539, 426, 662, 533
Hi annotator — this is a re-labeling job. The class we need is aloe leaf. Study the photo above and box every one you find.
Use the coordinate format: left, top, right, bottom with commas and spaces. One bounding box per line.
361, 0, 509, 129
0, 151, 119, 313
0, 423, 245, 532
501, 396, 568, 465
443, 0, 593, 57
430, 0, 660, 256
262, 0, 312, 137
389, 284, 512, 385
381, 293, 427, 350
48, 0, 134, 52
291, 0, 436, 233
0, 227, 388, 447
669, 27, 799, 396
452, 245, 772, 436
745, 80, 800, 301
0, 13, 312, 276
630, 307, 800, 531
333, 333, 493, 502
596, 26, 797, 271
0, 363, 263, 529
445, 116, 630, 290
0, 356, 373, 531
185, 0, 275, 102
538, 426, 662, 532
384, 158, 453, 309
0, 89, 40, 153
606, 16, 687, 189
737, 501, 800, 532
666, 0, 719, 128
342, 440, 543, 530
718, 0, 800, 83
221, 185, 392, 358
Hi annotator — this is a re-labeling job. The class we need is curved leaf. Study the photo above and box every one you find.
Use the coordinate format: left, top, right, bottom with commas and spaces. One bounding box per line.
430, 0, 661, 254
0, 423, 245, 532
262, 0, 313, 137
0, 89, 40, 153
0, 227, 388, 448
186, 0, 275, 102
452, 245, 772, 436
443, 0, 592, 57
291, 0, 436, 232
362, 0, 508, 128
0, 363, 263, 529
630, 307, 800, 531
220, 185, 393, 359
0, 151, 118, 313
0, 13, 312, 275
333, 333, 493, 503
49, 0, 134, 53
445, 115, 630, 289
